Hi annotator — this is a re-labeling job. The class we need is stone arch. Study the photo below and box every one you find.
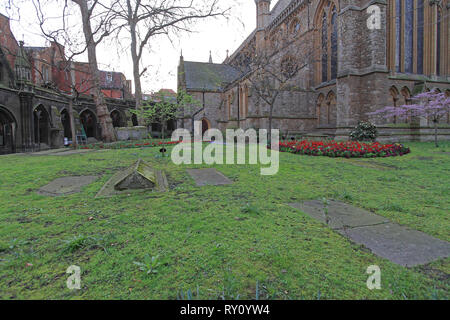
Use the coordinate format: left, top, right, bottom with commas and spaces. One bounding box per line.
110, 109, 124, 128
0, 105, 17, 154
33, 104, 51, 146
201, 117, 211, 136
314, 0, 339, 84
326, 91, 337, 126
400, 86, 411, 123
389, 86, 400, 124
316, 93, 325, 126
60, 107, 72, 139
80, 108, 98, 138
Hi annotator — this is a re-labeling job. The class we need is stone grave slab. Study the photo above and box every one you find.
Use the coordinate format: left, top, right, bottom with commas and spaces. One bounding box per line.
288, 200, 450, 266
288, 200, 389, 230
186, 168, 232, 187
96, 159, 168, 198
336, 223, 450, 267
38, 176, 98, 196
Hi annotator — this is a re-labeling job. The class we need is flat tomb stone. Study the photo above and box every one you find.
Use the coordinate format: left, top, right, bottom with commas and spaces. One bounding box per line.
288, 200, 389, 230
337, 223, 450, 267
186, 168, 232, 187
288, 200, 450, 266
38, 176, 98, 196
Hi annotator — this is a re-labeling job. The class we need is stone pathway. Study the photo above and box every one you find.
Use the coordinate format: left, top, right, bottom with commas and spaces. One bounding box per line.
288, 200, 450, 267
186, 168, 232, 187
38, 176, 98, 196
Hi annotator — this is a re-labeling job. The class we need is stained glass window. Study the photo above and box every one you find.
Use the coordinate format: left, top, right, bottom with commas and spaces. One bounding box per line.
417, 0, 424, 74
395, 0, 401, 72
331, 7, 338, 80
437, 9, 441, 76
322, 12, 328, 82
404, 0, 413, 73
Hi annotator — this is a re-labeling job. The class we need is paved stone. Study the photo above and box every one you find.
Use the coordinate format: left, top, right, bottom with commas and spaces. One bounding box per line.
337, 223, 450, 267
186, 168, 232, 187
38, 176, 98, 196
288, 200, 450, 267
288, 200, 389, 230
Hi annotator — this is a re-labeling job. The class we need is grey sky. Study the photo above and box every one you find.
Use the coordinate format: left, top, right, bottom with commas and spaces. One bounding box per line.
5, 0, 269, 94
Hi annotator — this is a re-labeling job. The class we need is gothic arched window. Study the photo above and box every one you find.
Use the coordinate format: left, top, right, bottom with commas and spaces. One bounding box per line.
390, 0, 447, 76
321, 12, 328, 83
436, 8, 442, 76
318, 2, 338, 84
330, 7, 338, 80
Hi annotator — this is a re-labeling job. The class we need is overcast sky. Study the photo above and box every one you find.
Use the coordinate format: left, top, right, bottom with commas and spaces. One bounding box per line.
4, 0, 273, 94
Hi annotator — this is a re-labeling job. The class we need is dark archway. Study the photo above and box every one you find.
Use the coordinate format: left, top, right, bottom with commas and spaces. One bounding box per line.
80, 109, 97, 138
61, 109, 72, 139
201, 118, 210, 136
111, 110, 123, 128
33, 105, 50, 146
0, 106, 16, 154
131, 114, 138, 126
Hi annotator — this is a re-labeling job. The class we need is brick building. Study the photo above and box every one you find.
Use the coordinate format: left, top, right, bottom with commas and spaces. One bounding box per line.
178, 0, 450, 141
0, 13, 135, 154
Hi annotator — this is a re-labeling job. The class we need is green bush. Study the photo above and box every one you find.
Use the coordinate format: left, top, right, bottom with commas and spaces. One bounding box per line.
349, 121, 378, 142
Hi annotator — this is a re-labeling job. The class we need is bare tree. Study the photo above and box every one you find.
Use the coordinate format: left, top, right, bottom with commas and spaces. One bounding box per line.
71, 0, 120, 142
232, 33, 317, 144
109, 0, 230, 122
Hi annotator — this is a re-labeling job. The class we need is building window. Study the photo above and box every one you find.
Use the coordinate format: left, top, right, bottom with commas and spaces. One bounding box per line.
330, 7, 338, 80
42, 65, 50, 83
390, 0, 446, 76
318, 2, 338, 83
417, 0, 424, 74
436, 8, 441, 76
107, 72, 113, 82
404, 0, 414, 73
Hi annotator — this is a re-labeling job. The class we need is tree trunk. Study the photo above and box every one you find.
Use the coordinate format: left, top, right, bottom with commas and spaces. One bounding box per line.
268, 105, 273, 147
127, 0, 143, 125
73, 0, 116, 142
434, 119, 439, 148
161, 120, 165, 140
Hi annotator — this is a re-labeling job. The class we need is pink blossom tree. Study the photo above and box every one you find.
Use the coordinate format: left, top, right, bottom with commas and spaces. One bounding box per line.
368, 90, 450, 147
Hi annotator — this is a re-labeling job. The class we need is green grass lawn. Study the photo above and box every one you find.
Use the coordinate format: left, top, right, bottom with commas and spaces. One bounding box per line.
0, 141, 449, 300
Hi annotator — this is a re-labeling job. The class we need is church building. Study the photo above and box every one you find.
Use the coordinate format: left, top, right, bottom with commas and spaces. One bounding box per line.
178, 0, 449, 141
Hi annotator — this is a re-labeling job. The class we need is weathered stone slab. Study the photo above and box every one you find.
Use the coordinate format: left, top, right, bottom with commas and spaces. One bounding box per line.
288, 200, 450, 266
288, 200, 389, 230
186, 168, 232, 187
96, 159, 168, 198
337, 223, 450, 267
38, 176, 98, 196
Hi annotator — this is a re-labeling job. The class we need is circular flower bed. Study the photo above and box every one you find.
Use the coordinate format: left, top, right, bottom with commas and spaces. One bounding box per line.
279, 140, 410, 158
78, 140, 181, 150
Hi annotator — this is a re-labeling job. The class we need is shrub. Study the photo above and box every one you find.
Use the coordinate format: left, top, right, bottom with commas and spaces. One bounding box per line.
349, 121, 378, 142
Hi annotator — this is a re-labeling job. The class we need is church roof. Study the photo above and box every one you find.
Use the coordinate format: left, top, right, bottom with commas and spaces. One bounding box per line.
270, 0, 294, 23
183, 61, 241, 91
